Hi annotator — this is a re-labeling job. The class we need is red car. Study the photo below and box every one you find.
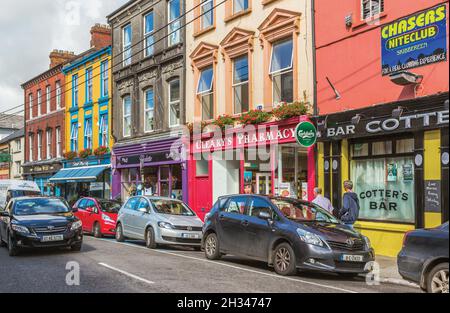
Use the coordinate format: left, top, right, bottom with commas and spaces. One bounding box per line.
73, 198, 121, 237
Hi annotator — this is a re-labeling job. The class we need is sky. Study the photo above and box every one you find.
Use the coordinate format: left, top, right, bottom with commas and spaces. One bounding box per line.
0, 0, 129, 115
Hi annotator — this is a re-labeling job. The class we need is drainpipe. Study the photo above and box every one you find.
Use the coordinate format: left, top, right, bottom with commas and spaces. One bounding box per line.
311, 0, 319, 192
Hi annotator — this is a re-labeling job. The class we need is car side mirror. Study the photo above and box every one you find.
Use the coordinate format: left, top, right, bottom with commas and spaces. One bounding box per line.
258, 211, 271, 221
86, 207, 95, 213
72, 207, 78, 213
138, 208, 148, 214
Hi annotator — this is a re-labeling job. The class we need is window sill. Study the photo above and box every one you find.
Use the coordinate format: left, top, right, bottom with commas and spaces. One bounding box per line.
193, 26, 215, 38
224, 9, 252, 23
351, 12, 388, 30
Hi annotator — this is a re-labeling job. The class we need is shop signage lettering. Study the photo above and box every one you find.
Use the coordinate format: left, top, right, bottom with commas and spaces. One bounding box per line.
237, 128, 295, 146
381, 4, 447, 75
119, 152, 175, 166
360, 189, 409, 211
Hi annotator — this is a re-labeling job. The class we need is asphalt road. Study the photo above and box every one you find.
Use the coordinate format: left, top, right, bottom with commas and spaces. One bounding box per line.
0, 236, 421, 293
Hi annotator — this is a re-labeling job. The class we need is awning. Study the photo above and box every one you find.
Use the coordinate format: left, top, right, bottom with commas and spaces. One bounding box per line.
49, 165, 110, 183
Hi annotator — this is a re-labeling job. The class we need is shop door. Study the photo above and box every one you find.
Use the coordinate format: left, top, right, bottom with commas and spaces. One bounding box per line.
256, 173, 271, 195
194, 177, 212, 221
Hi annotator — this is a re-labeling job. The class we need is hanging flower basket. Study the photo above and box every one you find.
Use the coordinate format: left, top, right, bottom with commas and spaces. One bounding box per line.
94, 146, 110, 157
272, 101, 310, 120
238, 110, 272, 125
78, 148, 92, 159
213, 114, 235, 131
63, 151, 77, 160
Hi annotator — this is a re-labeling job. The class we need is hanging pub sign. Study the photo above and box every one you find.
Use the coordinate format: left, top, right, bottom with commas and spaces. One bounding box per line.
295, 121, 317, 148
381, 4, 447, 76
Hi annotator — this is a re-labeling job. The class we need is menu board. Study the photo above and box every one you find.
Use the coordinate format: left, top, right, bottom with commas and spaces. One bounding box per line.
425, 180, 441, 213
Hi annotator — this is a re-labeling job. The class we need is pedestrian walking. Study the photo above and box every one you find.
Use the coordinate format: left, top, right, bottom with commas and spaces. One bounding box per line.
340, 180, 360, 229
312, 187, 334, 214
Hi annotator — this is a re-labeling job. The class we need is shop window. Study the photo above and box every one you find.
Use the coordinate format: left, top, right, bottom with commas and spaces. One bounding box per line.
197, 66, 214, 120
123, 96, 132, 137
144, 11, 155, 57
396, 138, 414, 154
372, 141, 392, 156
168, 0, 181, 46
270, 39, 294, 105
144, 89, 155, 132
200, 0, 214, 30
169, 79, 181, 127
277, 145, 308, 199
351, 143, 369, 157
233, 55, 249, 114
361, 0, 384, 20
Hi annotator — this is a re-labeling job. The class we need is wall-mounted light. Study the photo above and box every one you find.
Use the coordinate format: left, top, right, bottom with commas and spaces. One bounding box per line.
345, 14, 353, 27
326, 77, 341, 100
392, 106, 404, 118
317, 115, 328, 132
351, 114, 362, 125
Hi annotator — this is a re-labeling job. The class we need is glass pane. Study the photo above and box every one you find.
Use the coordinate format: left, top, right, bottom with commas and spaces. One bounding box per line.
170, 80, 180, 101
233, 83, 249, 114
273, 71, 293, 104
145, 12, 154, 33
202, 93, 214, 120
196, 157, 209, 176
160, 166, 170, 180
124, 97, 131, 115
169, 0, 181, 21
145, 35, 154, 56
352, 143, 369, 157
233, 0, 249, 13
197, 67, 214, 94
201, 0, 214, 28
372, 141, 392, 155
270, 39, 293, 73
233, 55, 248, 84
396, 138, 414, 154
146, 90, 154, 109
124, 25, 131, 45
170, 102, 180, 126
145, 110, 154, 131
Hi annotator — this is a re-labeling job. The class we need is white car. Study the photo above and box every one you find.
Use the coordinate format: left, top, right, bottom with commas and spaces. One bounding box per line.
0, 180, 41, 209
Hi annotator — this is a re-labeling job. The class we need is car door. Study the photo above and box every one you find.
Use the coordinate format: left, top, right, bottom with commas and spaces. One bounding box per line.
75, 199, 88, 231
121, 197, 140, 238
133, 198, 152, 239
83, 199, 98, 232
0, 200, 13, 241
215, 196, 249, 254
241, 197, 277, 260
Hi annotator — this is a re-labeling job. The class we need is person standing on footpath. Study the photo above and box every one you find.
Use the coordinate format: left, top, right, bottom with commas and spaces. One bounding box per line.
312, 187, 334, 214
340, 180, 360, 229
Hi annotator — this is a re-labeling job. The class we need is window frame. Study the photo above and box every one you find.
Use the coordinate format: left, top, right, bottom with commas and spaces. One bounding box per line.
361, 0, 384, 20
144, 11, 155, 57
46, 129, 52, 159
46, 85, 51, 113
72, 75, 79, 107
123, 96, 132, 138
200, 0, 214, 30
232, 0, 249, 15
123, 24, 132, 66
29, 134, 34, 162
56, 81, 61, 109
100, 60, 109, 98
56, 127, 62, 158
169, 79, 181, 127
37, 90, 42, 116
144, 88, 155, 133
99, 114, 109, 147
28, 93, 33, 119
168, 0, 182, 46
37, 132, 42, 161
232, 55, 249, 114
84, 118, 93, 150
86, 68, 93, 103
70, 122, 78, 152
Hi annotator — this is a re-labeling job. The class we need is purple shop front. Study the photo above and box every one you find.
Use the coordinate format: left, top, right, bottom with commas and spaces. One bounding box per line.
111, 137, 188, 203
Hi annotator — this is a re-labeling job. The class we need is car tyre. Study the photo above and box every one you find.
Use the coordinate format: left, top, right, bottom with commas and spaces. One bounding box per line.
71, 242, 82, 252
7, 233, 19, 257
204, 233, 221, 260
93, 222, 102, 238
273, 243, 297, 276
115, 223, 125, 242
426, 262, 449, 293
145, 227, 157, 249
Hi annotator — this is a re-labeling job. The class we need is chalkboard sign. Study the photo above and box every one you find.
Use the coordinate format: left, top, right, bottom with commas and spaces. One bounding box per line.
425, 180, 441, 213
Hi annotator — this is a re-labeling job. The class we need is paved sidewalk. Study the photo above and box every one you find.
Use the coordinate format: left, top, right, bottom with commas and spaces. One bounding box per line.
376, 256, 421, 289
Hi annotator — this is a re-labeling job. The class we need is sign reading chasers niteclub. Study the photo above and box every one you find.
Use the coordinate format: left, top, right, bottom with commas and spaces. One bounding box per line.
381, 4, 447, 76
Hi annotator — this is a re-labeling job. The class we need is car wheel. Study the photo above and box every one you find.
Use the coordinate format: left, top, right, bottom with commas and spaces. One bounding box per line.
7, 233, 19, 257
427, 262, 449, 294
273, 243, 297, 276
145, 227, 157, 249
93, 223, 102, 238
115, 223, 125, 242
71, 242, 82, 252
204, 233, 221, 260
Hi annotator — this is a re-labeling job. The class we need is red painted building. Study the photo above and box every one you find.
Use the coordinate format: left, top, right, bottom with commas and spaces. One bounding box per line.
314, 0, 449, 256
22, 50, 76, 195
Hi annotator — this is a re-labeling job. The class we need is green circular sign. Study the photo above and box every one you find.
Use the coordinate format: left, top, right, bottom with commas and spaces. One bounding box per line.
295, 121, 317, 147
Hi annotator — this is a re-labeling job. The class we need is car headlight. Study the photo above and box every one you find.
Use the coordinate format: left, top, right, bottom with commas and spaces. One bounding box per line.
158, 221, 174, 229
71, 220, 82, 231
296, 228, 324, 247
11, 224, 30, 234
363, 236, 371, 250
102, 214, 114, 223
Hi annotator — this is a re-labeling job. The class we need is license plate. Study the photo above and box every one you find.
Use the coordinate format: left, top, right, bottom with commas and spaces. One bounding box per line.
41, 235, 64, 242
341, 254, 364, 262
182, 233, 200, 239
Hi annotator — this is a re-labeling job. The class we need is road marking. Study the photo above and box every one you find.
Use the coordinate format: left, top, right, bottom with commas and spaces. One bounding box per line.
98, 262, 155, 285
93, 238, 357, 293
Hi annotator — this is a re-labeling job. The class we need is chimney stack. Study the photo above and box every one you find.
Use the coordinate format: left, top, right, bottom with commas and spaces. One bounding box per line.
49, 50, 76, 68
90, 24, 112, 50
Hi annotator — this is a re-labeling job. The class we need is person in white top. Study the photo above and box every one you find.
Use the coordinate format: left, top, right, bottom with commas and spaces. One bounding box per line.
312, 187, 334, 214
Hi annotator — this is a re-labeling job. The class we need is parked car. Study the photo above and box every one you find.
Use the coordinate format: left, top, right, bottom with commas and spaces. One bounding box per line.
0, 180, 41, 210
398, 222, 449, 293
202, 195, 375, 276
73, 197, 121, 238
116, 196, 203, 249
0, 197, 83, 256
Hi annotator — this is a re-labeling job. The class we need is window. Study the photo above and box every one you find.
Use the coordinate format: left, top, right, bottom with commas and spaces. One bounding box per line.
72, 75, 79, 107
84, 119, 93, 149
56, 81, 61, 109
29, 134, 34, 162
169, 79, 181, 127
101, 61, 109, 98
372, 141, 392, 156
225, 196, 248, 214
168, 0, 181, 46
99, 115, 109, 147
246, 197, 273, 218
233, 0, 248, 14
70, 122, 78, 152
37, 90, 42, 116
124, 197, 140, 211
15, 161, 21, 176
138, 198, 151, 211
270, 39, 294, 105
144, 12, 155, 57
233, 55, 249, 114
46, 129, 52, 159
123, 24, 132, 66
15, 139, 21, 152
28, 94, 33, 119
361, 0, 384, 20
201, 0, 214, 30
197, 66, 214, 120
396, 138, 414, 154
144, 89, 155, 132
56, 127, 62, 157
196, 156, 209, 176
123, 96, 132, 137
86, 68, 93, 103
46, 85, 51, 113
37, 132, 42, 161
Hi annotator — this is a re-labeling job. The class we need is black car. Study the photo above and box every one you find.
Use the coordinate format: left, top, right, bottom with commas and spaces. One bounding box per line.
398, 222, 449, 293
202, 195, 375, 276
0, 197, 83, 256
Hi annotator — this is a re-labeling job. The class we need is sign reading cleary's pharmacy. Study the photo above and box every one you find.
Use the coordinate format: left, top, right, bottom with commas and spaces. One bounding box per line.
295, 121, 317, 148
381, 4, 447, 76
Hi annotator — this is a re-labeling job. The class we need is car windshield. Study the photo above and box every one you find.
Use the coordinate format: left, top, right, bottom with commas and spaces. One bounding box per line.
14, 198, 71, 216
152, 199, 195, 216
270, 197, 339, 224
11, 190, 41, 198
98, 200, 121, 213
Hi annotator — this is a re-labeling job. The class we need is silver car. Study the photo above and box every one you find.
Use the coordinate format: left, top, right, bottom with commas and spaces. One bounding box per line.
115, 196, 203, 249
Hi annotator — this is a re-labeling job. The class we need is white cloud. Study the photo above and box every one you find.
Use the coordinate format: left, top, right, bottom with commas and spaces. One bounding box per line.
0, 0, 128, 114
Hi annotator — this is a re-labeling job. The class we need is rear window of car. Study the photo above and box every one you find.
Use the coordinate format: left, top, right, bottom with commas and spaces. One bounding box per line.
99, 200, 121, 213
